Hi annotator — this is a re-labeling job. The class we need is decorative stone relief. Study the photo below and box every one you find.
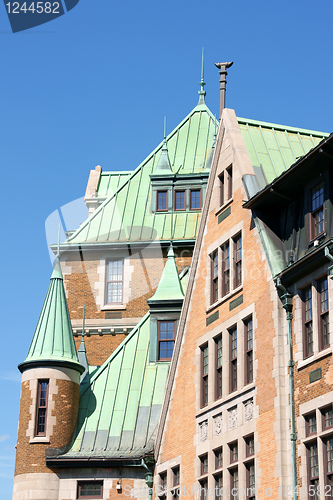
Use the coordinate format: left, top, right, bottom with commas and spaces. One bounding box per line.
199, 420, 208, 442
228, 407, 238, 430
213, 414, 223, 436
244, 399, 254, 422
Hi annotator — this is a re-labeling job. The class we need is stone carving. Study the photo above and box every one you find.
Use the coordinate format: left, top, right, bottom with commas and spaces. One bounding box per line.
228, 407, 238, 429
244, 399, 254, 422
213, 414, 223, 436
199, 420, 208, 442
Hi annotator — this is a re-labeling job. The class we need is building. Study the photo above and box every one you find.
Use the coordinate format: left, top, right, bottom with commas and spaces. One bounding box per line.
13, 65, 333, 500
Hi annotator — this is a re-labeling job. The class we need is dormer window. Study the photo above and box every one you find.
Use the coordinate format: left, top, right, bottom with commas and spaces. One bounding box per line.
190, 189, 201, 210
175, 191, 185, 210
157, 191, 168, 211
311, 182, 324, 239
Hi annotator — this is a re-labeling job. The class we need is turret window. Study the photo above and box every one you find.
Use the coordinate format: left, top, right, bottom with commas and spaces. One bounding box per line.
158, 321, 176, 360
35, 380, 49, 436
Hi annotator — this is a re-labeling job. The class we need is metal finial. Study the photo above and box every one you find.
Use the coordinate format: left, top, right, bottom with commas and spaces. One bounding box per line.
214, 114, 217, 138
198, 47, 206, 104
82, 305, 85, 339
56, 223, 61, 258
164, 116, 167, 140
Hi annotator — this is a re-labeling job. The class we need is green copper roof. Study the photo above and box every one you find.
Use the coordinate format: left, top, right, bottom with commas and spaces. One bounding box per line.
238, 117, 328, 186
63, 102, 217, 246
96, 171, 132, 199
60, 313, 170, 459
148, 245, 184, 302
153, 138, 173, 175
19, 258, 84, 373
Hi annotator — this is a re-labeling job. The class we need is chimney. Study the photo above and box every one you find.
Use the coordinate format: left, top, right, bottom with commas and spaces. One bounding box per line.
214, 62, 233, 119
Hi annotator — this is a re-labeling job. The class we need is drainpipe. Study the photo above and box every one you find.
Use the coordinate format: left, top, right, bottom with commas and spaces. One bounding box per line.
141, 458, 154, 500
275, 278, 297, 500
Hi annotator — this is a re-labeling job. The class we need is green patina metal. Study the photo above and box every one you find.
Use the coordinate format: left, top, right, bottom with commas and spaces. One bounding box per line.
62, 102, 217, 246
18, 257, 84, 374
148, 245, 184, 302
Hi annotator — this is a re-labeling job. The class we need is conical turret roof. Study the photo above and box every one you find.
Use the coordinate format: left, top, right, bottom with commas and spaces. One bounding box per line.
148, 245, 184, 303
18, 257, 84, 374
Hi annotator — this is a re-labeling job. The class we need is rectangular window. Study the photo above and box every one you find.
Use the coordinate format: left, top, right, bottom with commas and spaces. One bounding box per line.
227, 166, 233, 200
214, 447, 223, 470
246, 435, 255, 457
190, 189, 201, 210
308, 441, 319, 484
173, 466, 180, 486
160, 472, 167, 492
219, 172, 224, 206
106, 260, 123, 304
222, 242, 230, 297
305, 413, 317, 436
233, 234, 242, 288
201, 345, 209, 407
175, 191, 185, 210
230, 469, 238, 500
215, 336, 222, 400
323, 405, 333, 429
244, 318, 253, 384
157, 190, 168, 211
229, 327, 237, 393
158, 321, 176, 360
318, 276, 329, 350
303, 286, 313, 358
77, 481, 103, 499
214, 474, 223, 500
230, 441, 238, 463
200, 454, 208, 475
35, 380, 49, 436
325, 438, 333, 493
211, 250, 218, 304
199, 479, 208, 500
246, 463, 255, 500
311, 182, 324, 239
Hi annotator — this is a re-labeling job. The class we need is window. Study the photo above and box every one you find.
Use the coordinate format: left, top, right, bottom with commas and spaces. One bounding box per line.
227, 166, 233, 200
215, 336, 222, 400
159, 472, 167, 495
311, 182, 324, 239
175, 191, 185, 210
219, 172, 224, 206
233, 234, 242, 288
106, 260, 123, 304
308, 441, 319, 495
190, 189, 201, 210
201, 344, 209, 407
214, 447, 223, 470
158, 321, 176, 360
172, 466, 180, 486
322, 405, 333, 430
200, 454, 208, 475
246, 463, 255, 500
222, 242, 230, 297
35, 380, 48, 436
230, 468, 239, 500
229, 327, 237, 393
305, 413, 317, 436
230, 442, 238, 463
244, 318, 253, 384
318, 277, 329, 350
211, 250, 218, 304
325, 438, 333, 492
303, 286, 313, 358
157, 190, 168, 211
199, 479, 208, 500
245, 435, 255, 457
77, 481, 103, 499
214, 474, 223, 500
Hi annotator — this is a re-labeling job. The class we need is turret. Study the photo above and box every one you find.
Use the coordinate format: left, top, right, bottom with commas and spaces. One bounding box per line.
13, 257, 84, 500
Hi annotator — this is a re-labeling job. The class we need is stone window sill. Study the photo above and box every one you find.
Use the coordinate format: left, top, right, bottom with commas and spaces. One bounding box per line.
101, 304, 126, 311
206, 286, 243, 314
215, 198, 233, 217
196, 383, 255, 418
297, 348, 332, 371
30, 436, 50, 444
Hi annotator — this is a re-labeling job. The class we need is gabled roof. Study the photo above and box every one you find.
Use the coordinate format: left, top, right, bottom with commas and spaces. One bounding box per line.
57, 313, 169, 460
238, 117, 328, 188
19, 258, 84, 374
62, 102, 217, 246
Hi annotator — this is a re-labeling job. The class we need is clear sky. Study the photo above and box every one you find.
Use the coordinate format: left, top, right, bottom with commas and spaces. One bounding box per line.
1, 0, 333, 497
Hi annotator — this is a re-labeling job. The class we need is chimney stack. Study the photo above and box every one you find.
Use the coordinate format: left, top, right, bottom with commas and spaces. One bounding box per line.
215, 61, 233, 119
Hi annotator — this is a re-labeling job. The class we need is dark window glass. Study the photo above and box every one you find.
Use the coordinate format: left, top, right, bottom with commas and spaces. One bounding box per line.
201, 345, 208, 407
215, 474, 223, 500
303, 286, 313, 357
219, 172, 224, 206
324, 406, 333, 429
211, 250, 218, 304
230, 327, 237, 392
157, 191, 168, 211
230, 469, 238, 500
214, 447, 223, 469
246, 435, 255, 457
247, 463, 255, 500
245, 318, 253, 384
107, 260, 123, 303
230, 441, 238, 462
173, 466, 180, 486
175, 191, 185, 210
311, 182, 324, 238
222, 242, 230, 297
199, 479, 208, 500
200, 454, 208, 475
309, 442, 319, 479
190, 190, 201, 210
78, 481, 103, 499
215, 336, 222, 399
36, 380, 48, 436
227, 166, 233, 200
234, 234, 242, 288
158, 321, 175, 360
318, 277, 329, 350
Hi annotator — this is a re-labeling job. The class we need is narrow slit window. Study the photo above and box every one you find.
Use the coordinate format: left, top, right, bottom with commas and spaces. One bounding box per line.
229, 327, 237, 393
35, 380, 49, 436
233, 234, 242, 288
244, 317, 253, 384
311, 182, 324, 239
222, 242, 230, 297
318, 276, 329, 350
215, 336, 222, 399
211, 250, 218, 304
201, 344, 209, 407
303, 286, 313, 357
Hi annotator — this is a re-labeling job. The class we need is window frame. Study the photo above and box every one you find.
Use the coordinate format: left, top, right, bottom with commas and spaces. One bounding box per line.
317, 276, 329, 351
302, 285, 313, 358
226, 165, 233, 201
322, 405, 333, 431
219, 172, 225, 206
246, 461, 255, 500
310, 181, 325, 241
172, 466, 180, 487
229, 326, 237, 393
211, 250, 219, 305
245, 434, 255, 458
229, 441, 238, 464
324, 436, 333, 490
214, 447, 223, 470
174, 190, 186, 211
201, 344, 209, 407
221, 241, 230, 298
233, 233, 242, 289
244, 317, 253, 385
190, 189, 201, 210
157, 320, 176, 361
157, 190, 168, 212
106, 259, 124, 305
214, 473, 223, 500
77, 481, 103, 499
215, 335, 222, 400
307, 440, 319, 492
230, 467, 239, 500
35, 379, 49, 437
200, 453, 208, 476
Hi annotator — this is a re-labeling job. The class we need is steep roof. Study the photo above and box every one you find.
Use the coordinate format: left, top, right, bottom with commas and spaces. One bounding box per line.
57, 313, 169, 460
61, 102, 217, 247
238, 117, 328, 188
19, 258, 84, 374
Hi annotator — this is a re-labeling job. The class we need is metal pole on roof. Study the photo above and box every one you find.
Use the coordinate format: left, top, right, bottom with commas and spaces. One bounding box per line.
214, 61, 233, 119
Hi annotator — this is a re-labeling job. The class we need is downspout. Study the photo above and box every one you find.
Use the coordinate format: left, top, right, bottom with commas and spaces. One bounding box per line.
141, 458, 154, 500
275, 278, 297, 500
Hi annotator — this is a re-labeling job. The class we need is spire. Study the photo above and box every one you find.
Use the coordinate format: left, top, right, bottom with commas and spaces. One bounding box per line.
153, 117, 173, 175
78, 305, 89, 383
18, 255, 84, 374
198, 47, 206, 105
148, 244, 184, 303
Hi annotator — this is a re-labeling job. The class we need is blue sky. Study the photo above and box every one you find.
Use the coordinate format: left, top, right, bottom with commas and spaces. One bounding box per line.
1, 0, 333, 497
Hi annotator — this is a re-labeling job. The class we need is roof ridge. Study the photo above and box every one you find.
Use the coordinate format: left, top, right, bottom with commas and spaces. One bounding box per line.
80, 312, 150, 396
237, 116, 329, 136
